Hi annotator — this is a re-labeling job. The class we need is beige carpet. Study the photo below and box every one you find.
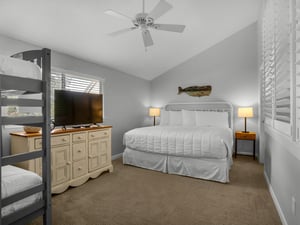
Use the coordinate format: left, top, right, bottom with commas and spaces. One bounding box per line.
31, 156, 282, 225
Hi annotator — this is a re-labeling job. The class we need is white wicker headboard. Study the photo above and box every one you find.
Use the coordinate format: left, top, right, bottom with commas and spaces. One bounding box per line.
164, 101, 233, 129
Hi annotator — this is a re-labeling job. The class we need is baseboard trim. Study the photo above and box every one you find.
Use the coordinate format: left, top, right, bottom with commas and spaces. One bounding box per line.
264, 171, 288, 225
237, 151, 256, 156
112, 153, 123, 160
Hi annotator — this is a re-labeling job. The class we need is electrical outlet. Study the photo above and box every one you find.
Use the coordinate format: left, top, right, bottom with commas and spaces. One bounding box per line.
292, 196, 296, 216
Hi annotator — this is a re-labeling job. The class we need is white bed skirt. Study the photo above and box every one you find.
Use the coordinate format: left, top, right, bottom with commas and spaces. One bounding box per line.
123, 148, 168, 173
168, 156, 230, 183
123, 148, 231, 183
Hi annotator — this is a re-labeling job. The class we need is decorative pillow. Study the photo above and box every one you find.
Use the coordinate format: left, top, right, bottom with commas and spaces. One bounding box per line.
182, 110, 196, 126
159, 109, 169, 125
195, 111, 229, 128
169, 111, 182, 126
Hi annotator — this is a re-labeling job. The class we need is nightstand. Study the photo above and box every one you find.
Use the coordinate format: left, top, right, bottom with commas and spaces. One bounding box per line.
235, 131, 256, 160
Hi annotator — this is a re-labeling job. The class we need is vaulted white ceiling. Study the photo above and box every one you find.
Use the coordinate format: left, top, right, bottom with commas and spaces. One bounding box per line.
0, 0, 261, 80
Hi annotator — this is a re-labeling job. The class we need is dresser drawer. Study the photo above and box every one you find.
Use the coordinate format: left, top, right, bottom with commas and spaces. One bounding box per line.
89, 130, 109, 140
72, 142, 87, 161
34, 134, 70, 149
235, 132, 256, 140
72, 133, 87, 142
52, 135, 70, 146
73, 159, 88, 178
34, 138, 42, 150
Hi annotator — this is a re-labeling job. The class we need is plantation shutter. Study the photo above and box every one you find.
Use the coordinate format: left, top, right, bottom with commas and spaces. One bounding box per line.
262, 0, 275, 125
295, 0, 300, 140
274, 0, 291, 124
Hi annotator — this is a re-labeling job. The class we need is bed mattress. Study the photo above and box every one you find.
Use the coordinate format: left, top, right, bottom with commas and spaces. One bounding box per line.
123, 126, 233, 159
0, 54, 41, 79
1, 165, 42, 217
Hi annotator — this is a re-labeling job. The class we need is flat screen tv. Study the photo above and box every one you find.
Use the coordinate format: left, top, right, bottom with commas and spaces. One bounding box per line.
54, 90, 103, 127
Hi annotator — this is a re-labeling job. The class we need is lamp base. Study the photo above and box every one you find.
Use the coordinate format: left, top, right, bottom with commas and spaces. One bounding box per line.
242, 117, 249, 133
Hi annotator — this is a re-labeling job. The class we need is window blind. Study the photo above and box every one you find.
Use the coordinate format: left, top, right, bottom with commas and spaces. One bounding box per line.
262, 0, 292, 136
296, 0, 300, 140
262, 0, 275, 123
274, 0, 291, 124
51, 72, 103, 94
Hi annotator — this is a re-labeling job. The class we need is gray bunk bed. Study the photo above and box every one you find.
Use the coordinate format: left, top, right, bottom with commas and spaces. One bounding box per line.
0, 49, 51, 224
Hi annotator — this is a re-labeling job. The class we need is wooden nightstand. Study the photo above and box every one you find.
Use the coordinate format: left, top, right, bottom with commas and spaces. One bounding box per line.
235, 131, 256, 160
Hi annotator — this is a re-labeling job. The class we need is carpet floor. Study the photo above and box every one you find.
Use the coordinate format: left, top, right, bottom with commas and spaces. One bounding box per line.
31, 156, 282, 225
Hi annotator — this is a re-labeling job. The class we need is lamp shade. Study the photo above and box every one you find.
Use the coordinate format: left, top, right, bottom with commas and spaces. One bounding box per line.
149, 108, 160, 117
238, 107, 253, 118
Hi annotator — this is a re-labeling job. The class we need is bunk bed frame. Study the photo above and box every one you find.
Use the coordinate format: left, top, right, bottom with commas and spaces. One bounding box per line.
0, 49, 51, 225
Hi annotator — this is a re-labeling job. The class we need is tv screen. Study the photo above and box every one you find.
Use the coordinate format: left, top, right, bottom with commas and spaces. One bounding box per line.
54, 90, 103, 127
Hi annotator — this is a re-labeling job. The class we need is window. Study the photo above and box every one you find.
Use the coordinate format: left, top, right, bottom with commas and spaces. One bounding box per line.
51, 72, 102, 94
50, 70, 104, 119
262, 0, 292, 136
293, 0, 300, 141
262, 0, 275, 125
273, 0, 291, 134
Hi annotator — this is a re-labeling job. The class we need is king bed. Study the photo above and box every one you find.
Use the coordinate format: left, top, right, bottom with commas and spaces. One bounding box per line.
123, 101, 234, 183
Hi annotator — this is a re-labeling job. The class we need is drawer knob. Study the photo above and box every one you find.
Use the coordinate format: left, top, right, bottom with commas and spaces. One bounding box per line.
104, 132, 107, 135
77, 137, 81, 139
78, 167, 82, 170
78, 150, 82, 153
67, 161, 71, 165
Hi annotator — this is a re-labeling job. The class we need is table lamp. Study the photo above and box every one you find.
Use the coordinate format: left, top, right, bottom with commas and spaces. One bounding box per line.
149, 108, 160, 126
238, 107, 253, 133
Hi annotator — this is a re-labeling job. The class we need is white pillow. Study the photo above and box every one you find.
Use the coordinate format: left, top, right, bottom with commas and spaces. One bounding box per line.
195, 111, 229, 128
169, 111, 182, 126
159, 109, 169, 125
182, 110, 196, 126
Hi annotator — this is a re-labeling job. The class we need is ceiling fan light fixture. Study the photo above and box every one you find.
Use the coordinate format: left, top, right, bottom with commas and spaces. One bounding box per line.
105, 0, 186, 48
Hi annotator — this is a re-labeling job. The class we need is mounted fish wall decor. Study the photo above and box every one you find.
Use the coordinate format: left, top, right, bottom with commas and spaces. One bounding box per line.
178, 85, 212, 97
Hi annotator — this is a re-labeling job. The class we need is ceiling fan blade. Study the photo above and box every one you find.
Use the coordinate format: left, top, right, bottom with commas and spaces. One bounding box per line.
148, 0, 172, 20
142, 30, 154, 47
152, 24, 186, 33
104, 9, 133, 21
108, 27, 137, 36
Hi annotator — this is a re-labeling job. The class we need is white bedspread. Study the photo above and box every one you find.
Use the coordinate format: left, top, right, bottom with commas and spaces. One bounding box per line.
0, 54, 41, 79
1, 165, 42, 217
124, 126, 233, 159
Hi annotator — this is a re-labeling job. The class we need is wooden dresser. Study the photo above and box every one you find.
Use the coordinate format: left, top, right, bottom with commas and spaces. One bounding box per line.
10, 126, 113, 194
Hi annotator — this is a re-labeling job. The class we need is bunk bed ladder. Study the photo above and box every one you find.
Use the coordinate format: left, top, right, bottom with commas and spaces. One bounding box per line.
0, 48, 52, 225
41, 48, 52, 225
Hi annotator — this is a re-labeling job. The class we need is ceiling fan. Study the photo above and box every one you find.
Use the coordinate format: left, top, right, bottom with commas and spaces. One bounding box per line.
105, 0, 186, 48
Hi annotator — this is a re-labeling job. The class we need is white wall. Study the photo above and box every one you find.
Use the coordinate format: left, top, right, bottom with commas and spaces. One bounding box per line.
151, 23, 259, 157
263, 128, 300, 225
0, 34, 151, 156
